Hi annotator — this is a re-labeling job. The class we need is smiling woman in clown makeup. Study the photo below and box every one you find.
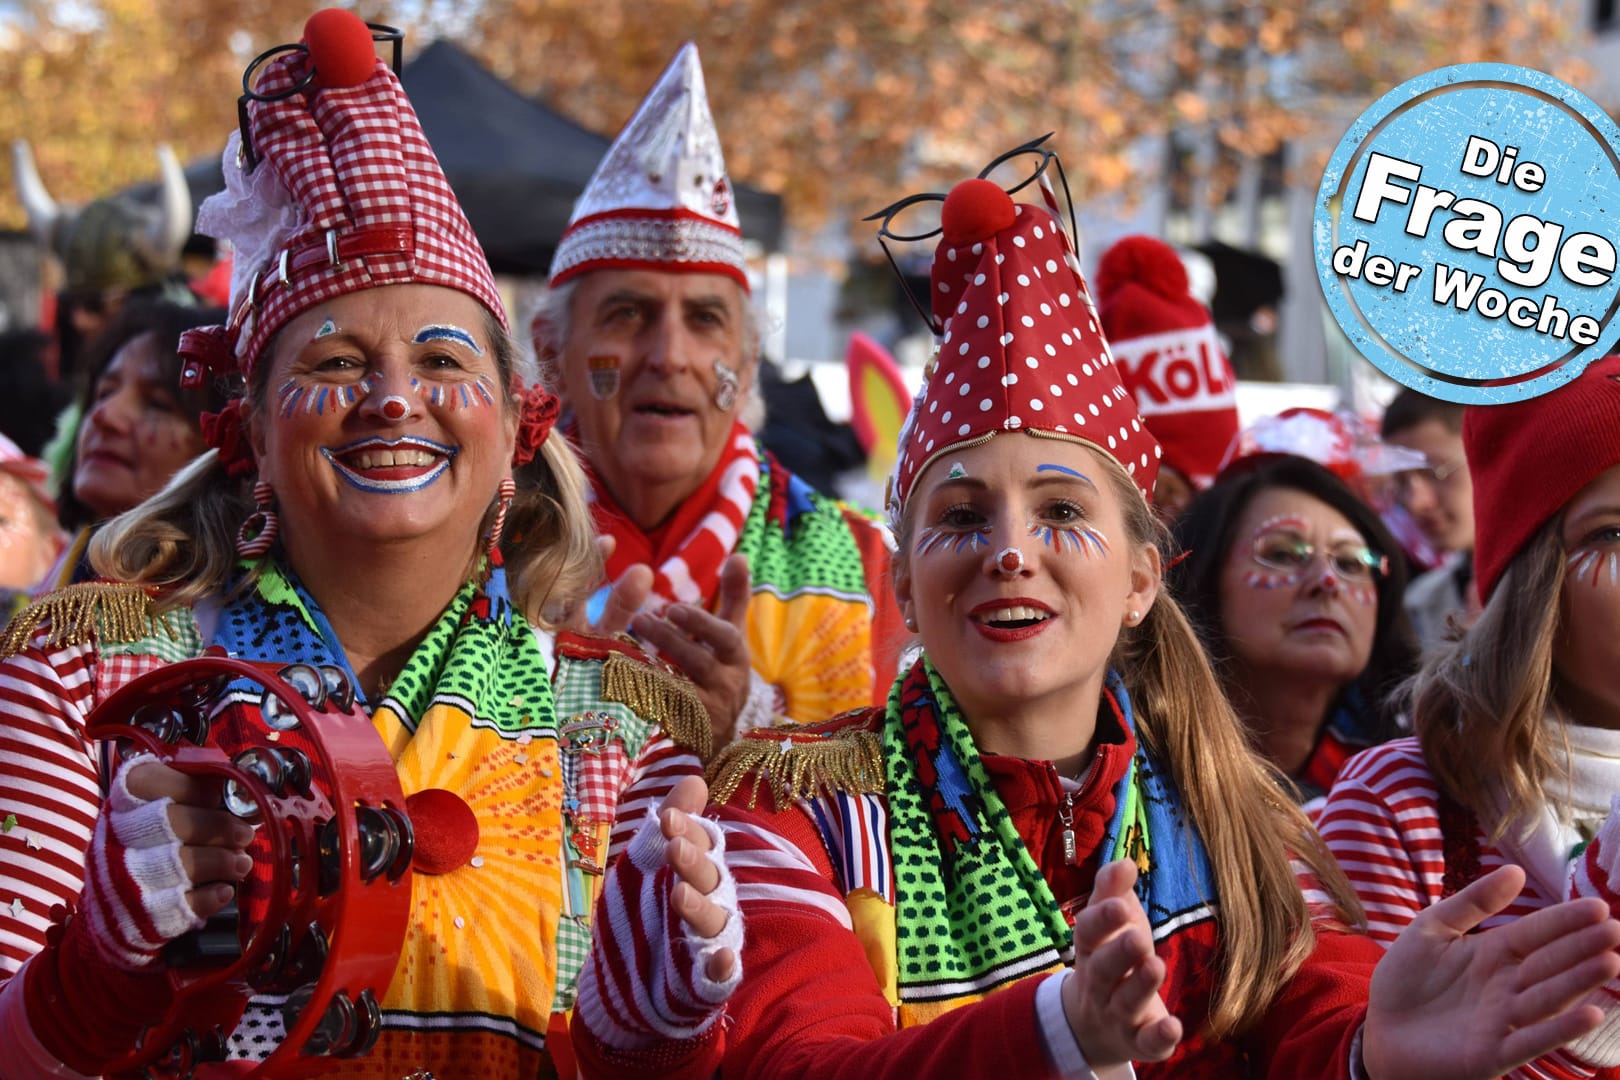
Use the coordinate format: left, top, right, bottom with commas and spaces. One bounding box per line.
253, 286, 515, 579
0, 11, 708, 1078
571, 164, 1620, 1080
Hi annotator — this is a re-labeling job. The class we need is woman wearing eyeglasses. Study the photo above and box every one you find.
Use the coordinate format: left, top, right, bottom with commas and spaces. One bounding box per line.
1316, 357, 1620, 1079
1170, 455, 1419, 806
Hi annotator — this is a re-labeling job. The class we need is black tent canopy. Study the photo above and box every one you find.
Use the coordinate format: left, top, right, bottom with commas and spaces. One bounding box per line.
142, 40, 786, 277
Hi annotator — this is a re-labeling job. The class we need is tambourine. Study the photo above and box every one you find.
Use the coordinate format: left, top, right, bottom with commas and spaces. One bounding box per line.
84, 654, 413, 1077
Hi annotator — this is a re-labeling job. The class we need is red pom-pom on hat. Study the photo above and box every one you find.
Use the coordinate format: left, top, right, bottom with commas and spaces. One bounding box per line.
1095, 234, 1190, 306
303, 8, 377, 90
941, 179, 1017, 247
405, 788, 480, 875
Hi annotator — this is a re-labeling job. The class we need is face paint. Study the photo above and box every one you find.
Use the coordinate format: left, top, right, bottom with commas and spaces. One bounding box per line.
588, 354, 621, 400
1242, 569, 1302, 590
915, 525, 992, 558
379, 396, 412, 421
1036, 463, 1090, 481
947, 462, 968, 480
1027, 520, 1110, 556
1569, 548, 1620, 589
319, 436, 459, 494
417, 375, 497, 410
1346, 582, 1378, 606
714, 359, 740, 411
279, 372, 383, 418
413, 324, 484, 355
995, 546, 1025, 575
315, 317, 338, 339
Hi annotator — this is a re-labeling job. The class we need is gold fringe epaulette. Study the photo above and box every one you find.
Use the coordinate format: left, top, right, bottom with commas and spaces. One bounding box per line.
602, 651, 712, 761
0, 582, 169, 660
708, 726, 884, 810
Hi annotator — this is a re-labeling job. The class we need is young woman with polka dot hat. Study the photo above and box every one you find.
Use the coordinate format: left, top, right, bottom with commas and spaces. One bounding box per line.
569, 160, 1620, 1080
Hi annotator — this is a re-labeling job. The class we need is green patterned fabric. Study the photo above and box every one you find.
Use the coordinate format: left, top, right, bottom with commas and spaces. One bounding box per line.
883, 658, 1075, 1003
734, 450, 873, 604
97, 605, 201, 663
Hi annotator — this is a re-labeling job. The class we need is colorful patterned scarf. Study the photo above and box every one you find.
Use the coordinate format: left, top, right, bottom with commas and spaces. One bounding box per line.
883, 657, 1217, 1025
211, 559, 566, 1070
588, 420, 760, 608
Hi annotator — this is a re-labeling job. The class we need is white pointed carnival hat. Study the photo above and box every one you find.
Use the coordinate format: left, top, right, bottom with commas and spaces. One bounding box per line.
548, 42, 749, 292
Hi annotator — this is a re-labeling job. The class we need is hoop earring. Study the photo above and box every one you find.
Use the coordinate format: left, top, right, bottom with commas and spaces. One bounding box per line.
486, 477, 516, 566
236, 480, 279, 559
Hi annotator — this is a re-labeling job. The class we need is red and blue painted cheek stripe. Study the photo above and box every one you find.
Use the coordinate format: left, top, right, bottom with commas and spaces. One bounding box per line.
1027, 521, 1109, 556
278, 373, 386, 418
318, 435, 459, 494
1569, 547, 1620, 587
915, 525, 992, 557
419, 376, 497, 410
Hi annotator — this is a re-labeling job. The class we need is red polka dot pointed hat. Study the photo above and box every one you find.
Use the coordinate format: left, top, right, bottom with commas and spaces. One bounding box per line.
889, 176, 1161, 519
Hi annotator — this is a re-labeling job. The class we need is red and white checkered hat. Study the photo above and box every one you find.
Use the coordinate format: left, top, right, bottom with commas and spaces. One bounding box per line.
890, 178, 1160, 518
548, 43, 748, 293
189, 8, 505, 385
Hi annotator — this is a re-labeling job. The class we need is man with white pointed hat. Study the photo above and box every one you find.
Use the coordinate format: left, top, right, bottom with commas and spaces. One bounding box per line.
532, 43, 901, 749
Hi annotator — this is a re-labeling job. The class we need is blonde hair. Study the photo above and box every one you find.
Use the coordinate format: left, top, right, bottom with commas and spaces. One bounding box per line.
92, 311, 599, 627
1412, 521, 1567, 833
893, 435, 1364, 1038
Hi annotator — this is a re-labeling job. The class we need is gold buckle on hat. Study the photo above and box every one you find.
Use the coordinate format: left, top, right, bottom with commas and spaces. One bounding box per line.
326, 228, 342, 270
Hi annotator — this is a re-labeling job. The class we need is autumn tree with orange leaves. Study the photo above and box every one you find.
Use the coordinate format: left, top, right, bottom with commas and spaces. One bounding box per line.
0, 0, 1595, 236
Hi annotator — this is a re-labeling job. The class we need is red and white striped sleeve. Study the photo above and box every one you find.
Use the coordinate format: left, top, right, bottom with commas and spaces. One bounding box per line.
1559, 796, 1620, 1070
1312, 738, 1445, 944
608, 731, 704, 860
575, 794, 1065, 1080
0, 638, 101, 981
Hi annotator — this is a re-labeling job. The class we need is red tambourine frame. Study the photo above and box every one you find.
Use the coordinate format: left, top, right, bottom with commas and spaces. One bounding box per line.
85, 655, 412, 1077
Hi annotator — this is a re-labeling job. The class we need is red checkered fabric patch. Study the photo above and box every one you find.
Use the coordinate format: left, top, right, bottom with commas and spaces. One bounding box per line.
235, 51, 504, 375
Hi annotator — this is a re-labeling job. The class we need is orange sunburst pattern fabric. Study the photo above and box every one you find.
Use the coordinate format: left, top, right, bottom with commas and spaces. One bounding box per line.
369, 698, 564, 1054
748, 590, 873, 724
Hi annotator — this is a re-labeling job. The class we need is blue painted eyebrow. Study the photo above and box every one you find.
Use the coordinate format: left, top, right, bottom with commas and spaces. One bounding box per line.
413, 324, 484, 355
1037, 464, 1088, 479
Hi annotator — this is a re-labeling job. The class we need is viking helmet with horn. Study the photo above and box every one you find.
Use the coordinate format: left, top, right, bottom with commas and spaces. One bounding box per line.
11, 140, 194, 294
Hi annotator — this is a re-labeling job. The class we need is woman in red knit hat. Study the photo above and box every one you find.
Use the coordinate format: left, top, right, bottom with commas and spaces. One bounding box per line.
567, 153, 1620, 1080
1316, 356, 1620, 1078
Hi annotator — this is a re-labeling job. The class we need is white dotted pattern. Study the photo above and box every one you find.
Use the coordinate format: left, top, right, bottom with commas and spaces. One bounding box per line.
899, 193, 1160, 507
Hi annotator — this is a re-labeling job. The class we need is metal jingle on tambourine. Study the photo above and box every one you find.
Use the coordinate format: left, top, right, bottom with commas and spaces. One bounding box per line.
128, 703, 209, 746
248, 923, 294, 993
278, 662, 328, 709
283, 985, 360, 1058
223, 745, 314, 820
252, 919, 330, 996
176, 673, 231, 714
260, 689, 300, 732
317, 803, 413, 894
318, 664, 356, 712
350, 988, 383, 1057
283, 920, 330, 986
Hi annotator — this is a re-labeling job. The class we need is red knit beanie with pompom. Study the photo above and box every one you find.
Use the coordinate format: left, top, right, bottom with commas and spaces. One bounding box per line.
1095, 235, 1238, 490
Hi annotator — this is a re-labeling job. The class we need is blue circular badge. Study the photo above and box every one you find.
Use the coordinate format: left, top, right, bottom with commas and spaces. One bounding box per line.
1315, 63, 1620, 404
